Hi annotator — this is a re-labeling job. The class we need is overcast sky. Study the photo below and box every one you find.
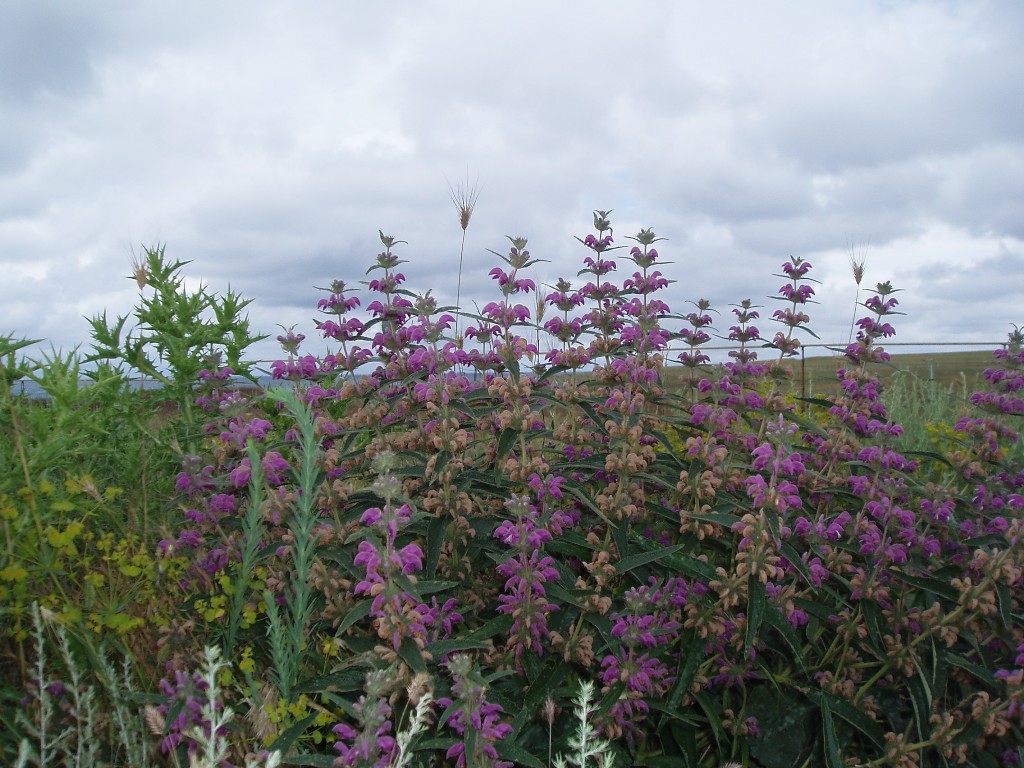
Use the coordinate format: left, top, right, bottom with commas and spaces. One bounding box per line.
2, 1, 1022, 370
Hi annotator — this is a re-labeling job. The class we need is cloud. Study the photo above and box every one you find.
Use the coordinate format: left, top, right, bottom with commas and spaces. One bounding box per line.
0, 0, 1021, 368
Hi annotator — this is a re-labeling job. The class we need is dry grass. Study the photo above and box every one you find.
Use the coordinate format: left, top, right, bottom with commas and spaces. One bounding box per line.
446, 173, 481, 336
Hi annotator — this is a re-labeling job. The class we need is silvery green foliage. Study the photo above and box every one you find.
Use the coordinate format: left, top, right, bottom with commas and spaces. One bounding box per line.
15, 604, 149, 768
553, 682, 615, 768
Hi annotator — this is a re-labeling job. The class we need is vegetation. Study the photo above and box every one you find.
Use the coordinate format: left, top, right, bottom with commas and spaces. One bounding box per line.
1, 216, 1022, 768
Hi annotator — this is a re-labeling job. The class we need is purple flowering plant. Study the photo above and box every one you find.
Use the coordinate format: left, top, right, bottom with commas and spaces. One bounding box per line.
149, 218, 1024, 768
19, 214, 1021, 767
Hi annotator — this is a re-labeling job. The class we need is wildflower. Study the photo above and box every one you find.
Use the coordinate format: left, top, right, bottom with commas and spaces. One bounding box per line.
437, 655, 512, 768
276, 325, 305, 355
332, 669, 398, 768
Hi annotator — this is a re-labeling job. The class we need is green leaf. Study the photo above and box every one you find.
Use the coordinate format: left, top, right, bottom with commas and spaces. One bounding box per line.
425, 638, 491, 657
495, 740, 546, 768
686, 508, 740, 528
545, 581, 586, 608
746, 686, 814, 768
611, 523, 628, 568
506, 354, 520, 380
414, 737, 457, 753
893, 570, 958, 601
778, 541, 814, 585
640, 757, 698, 768
613, 544, 686, 576
462, 386, 497, 403
408, 579, 458, 596
336, 601, 371, 635
907, 673, 930, 742
807, 690, 884, 747
667, 722, 699, 768
762, 603, 806, 673
820, 699, 842, 768
942, 650, 992, 682
397, 636, 428, 674
667, 631, 703, 711
468, 614, 515, 640
546, 535, 595, 560
996, 583, 1013, 628
861, 599, 886, 650
523, 661, 568, 713
293, 669, 365, 694
535, 364, 569, 386
575, 399, 609, 435
560, 481, 617, 529
430, 448, 451, 478
464, 719, 480, 766
745, 578, 766, 651
521, 649, 542, 683
902, 449, 953, 467
593, 681, 627, 723
692, 691, 724, 753
426, 515, 446, 577
392, 570, 424, 603
663, 553, 716, 582
792, 596, 838, 625
495, 427, 519, 465
511, 660, 569, 732
269, 713, 318, 755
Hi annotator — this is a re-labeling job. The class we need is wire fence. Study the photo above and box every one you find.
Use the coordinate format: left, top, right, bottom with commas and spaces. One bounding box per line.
11, 340, 1008, 400
682, 340, 1008, 399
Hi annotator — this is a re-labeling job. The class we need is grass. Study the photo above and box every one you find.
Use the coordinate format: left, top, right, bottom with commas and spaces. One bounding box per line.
660, 348, 998, 399
798, 348, 996, 394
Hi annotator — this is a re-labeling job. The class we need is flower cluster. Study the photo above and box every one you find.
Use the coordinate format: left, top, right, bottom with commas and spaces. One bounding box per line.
493, 493, 560, 665
331, 669, 398, 768
144, 209, 1024, 768
437, 654, 513, 768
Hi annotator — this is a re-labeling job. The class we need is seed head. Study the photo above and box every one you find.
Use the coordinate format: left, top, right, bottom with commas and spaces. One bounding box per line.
448, 173, 480, 232
534, 291, 548, 324
143, 705, 165, 737
543, 696, 557, 725
407, 672, 432, 705
128, 251, 149, 290
847, 241, 867, 286
851, 256, 866, 286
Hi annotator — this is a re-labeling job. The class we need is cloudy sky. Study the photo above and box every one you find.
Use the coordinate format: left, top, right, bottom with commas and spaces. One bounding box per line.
2, 1, 1022, 369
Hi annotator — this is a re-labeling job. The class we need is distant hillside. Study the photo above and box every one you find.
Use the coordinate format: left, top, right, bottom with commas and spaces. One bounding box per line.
662, 348, 1000, 398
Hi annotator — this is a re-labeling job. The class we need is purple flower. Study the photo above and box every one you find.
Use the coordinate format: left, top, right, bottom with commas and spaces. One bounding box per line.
332, 671, 398, 768
437, 655, 513, 768
261, 451, 290, 485
177, 529, 203, 548
208, 487, 237, 510
495, 550, 559, 662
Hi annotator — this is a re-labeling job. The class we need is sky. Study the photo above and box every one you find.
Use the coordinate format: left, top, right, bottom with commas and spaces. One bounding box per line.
2, 0, 1022, 371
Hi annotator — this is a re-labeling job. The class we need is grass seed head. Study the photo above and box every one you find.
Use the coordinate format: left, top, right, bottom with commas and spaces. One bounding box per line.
128, 250, 150, 290
448, 174, 480, 232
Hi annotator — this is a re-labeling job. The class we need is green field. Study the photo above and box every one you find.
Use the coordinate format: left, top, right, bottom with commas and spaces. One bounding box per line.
660, 347, 998, 398
796, 348, 995, 394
